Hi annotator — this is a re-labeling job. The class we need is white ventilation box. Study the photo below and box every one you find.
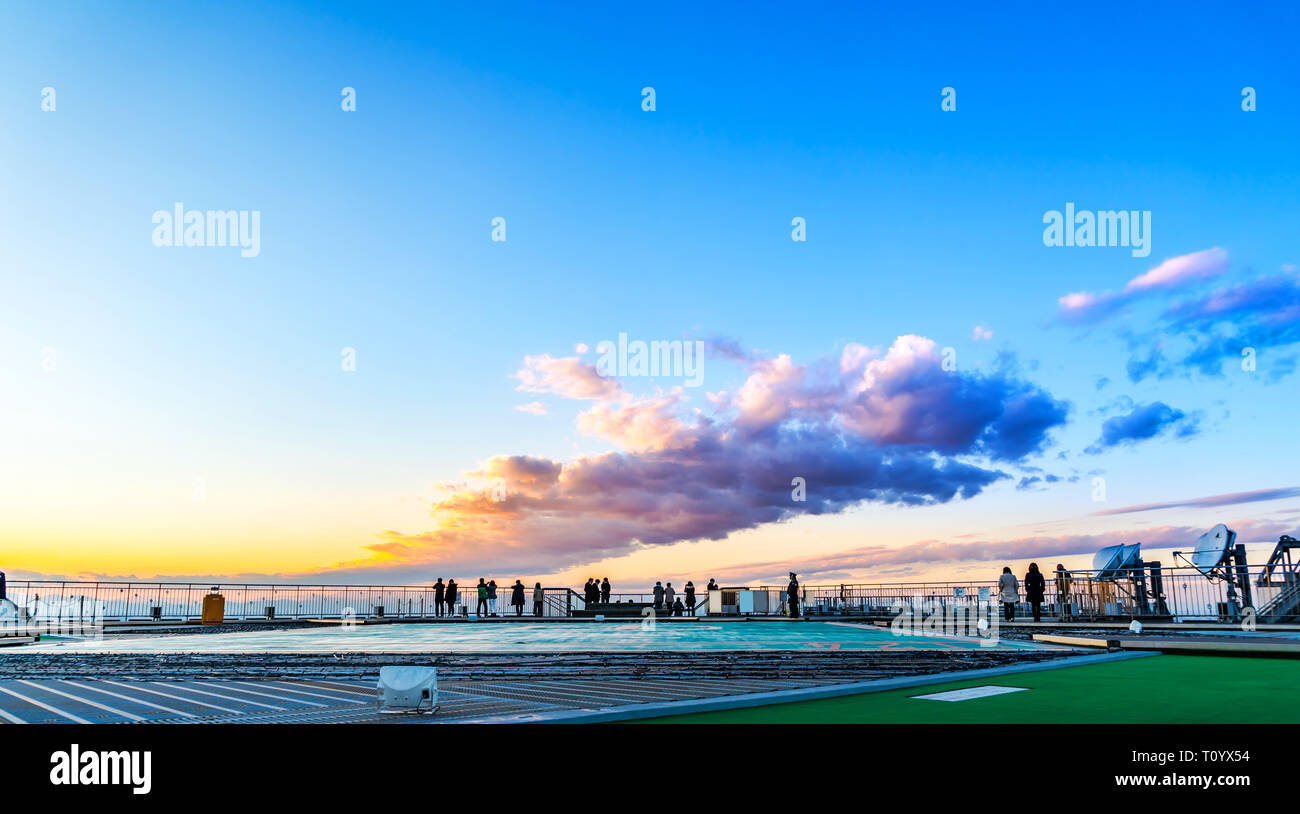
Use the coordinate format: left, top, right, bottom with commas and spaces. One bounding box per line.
377, 666, 438, 713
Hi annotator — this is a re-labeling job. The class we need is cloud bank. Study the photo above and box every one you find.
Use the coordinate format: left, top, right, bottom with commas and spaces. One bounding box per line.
356, 335, 1069, 575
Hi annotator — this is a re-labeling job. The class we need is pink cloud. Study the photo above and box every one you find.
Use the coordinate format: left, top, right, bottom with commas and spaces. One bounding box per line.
349, 334, 1070, 576
513, 354, 624, 401
1058, 247, 1228, 323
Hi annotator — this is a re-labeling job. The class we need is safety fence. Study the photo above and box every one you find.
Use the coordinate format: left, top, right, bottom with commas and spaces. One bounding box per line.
764, 564, 1300, 623
1, 564, 1295, 628
0, 582, 710, 625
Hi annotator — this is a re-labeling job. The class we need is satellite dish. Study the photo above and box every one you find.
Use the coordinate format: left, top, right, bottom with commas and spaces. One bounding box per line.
1192, 524, 1235, 575
1093, 542, 1142, 579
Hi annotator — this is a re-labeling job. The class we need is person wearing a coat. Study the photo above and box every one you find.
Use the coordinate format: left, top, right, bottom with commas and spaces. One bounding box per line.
652, 581, 665, 610
510, 580, 526, 616
600, 578, 611, 603
787, 572, 801, 618
684, 581, 696, 614
1055, 564, 1073, 621
997, 566, 1019, 622
532, 582, 545, 616
445, 579, 458, 616
1024, 563, 1046, 622
433, 578, 445, 618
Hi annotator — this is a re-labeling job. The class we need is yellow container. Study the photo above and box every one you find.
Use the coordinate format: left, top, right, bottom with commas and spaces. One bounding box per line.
201, 591, 225, 625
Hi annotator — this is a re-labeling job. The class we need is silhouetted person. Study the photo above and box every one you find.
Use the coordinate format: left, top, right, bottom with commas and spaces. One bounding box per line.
445, 579, 458, 616
511, 580, 525, 616
653, 581, 665, 610
684, 581, 696, 614
1055, 563, 1074, 621
487, 579, 499, 616
998, 566, 1019, 622
600, 577, 611, 603
433, 578, 445, 618
1024, 562, 1046, 623
672, 597, 684, 617
476, 578, 489, 618
664, 582, 675, 609
787, 572, 800, 618
533, 582, 545, 616
706, 578, 718, 592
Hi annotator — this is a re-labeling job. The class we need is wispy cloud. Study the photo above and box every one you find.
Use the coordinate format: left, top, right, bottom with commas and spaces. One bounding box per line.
1092, 486, 1300, 516
1058, 247, 1229, 324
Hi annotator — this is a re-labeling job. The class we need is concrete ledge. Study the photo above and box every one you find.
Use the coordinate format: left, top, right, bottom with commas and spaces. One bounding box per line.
465, 650, 1156, 724
1034, 633, 1300, 657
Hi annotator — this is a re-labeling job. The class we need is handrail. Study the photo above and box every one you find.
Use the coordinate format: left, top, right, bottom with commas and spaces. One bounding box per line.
4, 564, 1297, 622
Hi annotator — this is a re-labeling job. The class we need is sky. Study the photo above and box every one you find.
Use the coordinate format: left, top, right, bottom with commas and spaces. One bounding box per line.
1, 1, 1298, 590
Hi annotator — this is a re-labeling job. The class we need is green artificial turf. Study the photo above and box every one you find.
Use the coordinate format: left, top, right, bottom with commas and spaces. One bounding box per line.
636, 654, 1300, 724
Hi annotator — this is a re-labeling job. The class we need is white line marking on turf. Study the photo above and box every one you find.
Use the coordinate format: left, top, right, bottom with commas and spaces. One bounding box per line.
295, 679, 376, 695
152, 682, 285, 711
263, 682, 369, 703
203, 681, 328, 707
0, 684, 92, 724
17, 680, 145, 722
0, 705, 27, 724
61, 680, 196, 718
100, 680, 244, 715
911, 685, 1029, 702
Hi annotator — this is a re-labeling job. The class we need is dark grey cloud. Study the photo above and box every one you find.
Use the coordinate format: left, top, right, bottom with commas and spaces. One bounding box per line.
1085, 401, 1201, 453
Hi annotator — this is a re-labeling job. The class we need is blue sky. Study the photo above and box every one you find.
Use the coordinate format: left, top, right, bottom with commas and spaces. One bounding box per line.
1, 1, 1298, 585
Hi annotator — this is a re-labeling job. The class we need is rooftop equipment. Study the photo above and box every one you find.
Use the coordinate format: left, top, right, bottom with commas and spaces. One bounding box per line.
1174, 524, 1252, 621
1254, 534, 1300, 622
377, 666, 437, 714
1089, 542, 1169, 617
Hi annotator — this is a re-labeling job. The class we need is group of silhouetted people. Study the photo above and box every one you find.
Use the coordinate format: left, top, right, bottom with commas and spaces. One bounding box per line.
429, 577, 547, 618
996, 562, 1073, 622
583, 578, 611, 605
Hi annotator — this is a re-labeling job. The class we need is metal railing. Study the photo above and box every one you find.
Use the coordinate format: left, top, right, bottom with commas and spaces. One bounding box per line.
0, 582, 581, 624
761, 564, 1299, 623
2, 564, 1291, 628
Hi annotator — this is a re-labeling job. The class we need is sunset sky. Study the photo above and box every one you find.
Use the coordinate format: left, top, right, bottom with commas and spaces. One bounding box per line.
2, 2, 1298, 589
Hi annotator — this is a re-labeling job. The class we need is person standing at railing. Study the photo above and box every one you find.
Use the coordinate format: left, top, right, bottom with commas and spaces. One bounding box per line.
600, 577, 611, 603
487, 579, 499, 617
476, 578, 489, 618
664, 582, 675, 611
445, 579, 458, 617
998, 567, 1019, 622
1054, 564, 1073, 621
684, 581, 696, 614
433, 578, 445, 618
511, 580, 526, 616
533, 582, 545, 616
653, 581, 665, 610
787, 572, 800, 618
1024, 563, 1046, 623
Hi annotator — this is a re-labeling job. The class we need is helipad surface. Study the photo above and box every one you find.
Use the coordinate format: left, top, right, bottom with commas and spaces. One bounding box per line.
13, 621, 1050, 653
